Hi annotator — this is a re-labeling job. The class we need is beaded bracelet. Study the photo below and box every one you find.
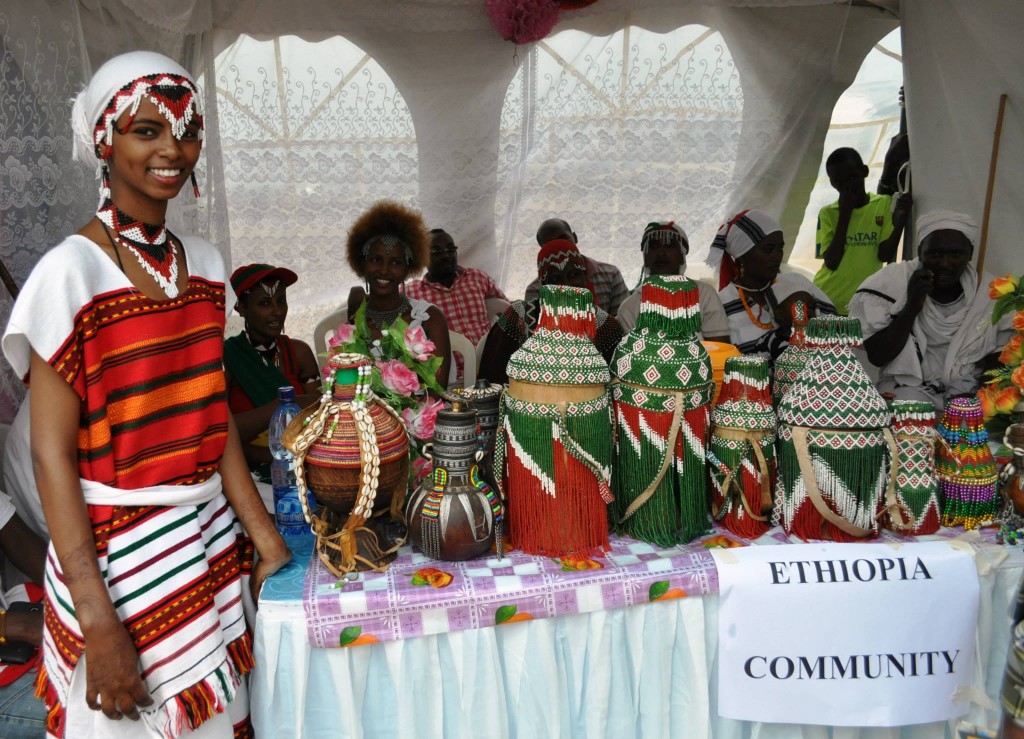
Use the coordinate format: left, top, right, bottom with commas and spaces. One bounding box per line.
0, 609, 7, 644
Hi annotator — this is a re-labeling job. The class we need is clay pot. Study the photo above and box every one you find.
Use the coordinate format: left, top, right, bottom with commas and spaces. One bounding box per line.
406, 400, 503, 560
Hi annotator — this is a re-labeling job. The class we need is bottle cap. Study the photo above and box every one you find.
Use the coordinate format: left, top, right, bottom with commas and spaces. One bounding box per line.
277, 386, 296, 402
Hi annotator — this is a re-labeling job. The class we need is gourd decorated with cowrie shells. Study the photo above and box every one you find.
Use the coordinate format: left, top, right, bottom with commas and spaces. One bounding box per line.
284, 352, 409, 575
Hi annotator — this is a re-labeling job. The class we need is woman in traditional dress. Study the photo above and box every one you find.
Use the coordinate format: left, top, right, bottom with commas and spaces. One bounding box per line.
224, 264, 321, 471
345, 201, 451, 388
479, 239, 624, 385
707, 209, 835, 361
2, 51, 290, 738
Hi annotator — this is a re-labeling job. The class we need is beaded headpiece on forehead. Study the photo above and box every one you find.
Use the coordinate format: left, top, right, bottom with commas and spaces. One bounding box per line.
362, 234, 413, 265
92, 73, 203, 159
641, 221, 688, 254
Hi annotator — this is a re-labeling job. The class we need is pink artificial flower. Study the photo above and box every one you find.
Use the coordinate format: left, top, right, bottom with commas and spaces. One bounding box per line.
412, 456, 434, 483
401, 399, 444, 440
378, 359, 420, 396
405, 326, 436, 361
328, 322, 357, 349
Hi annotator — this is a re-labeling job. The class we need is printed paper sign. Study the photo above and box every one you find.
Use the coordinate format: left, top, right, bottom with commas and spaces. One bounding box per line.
711, 541, 978, 726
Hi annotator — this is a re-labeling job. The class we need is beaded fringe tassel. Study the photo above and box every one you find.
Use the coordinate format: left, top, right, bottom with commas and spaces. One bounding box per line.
613, 388, 711, 546
500, 394, 612, 557
777, 425, 889, 541
886, 399, 941, 534
937, 395, 998, 529
708, 356, 776, 540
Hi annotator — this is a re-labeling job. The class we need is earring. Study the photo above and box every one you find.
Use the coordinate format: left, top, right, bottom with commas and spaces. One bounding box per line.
99, 164, 111, 203
190, 171, 201, 198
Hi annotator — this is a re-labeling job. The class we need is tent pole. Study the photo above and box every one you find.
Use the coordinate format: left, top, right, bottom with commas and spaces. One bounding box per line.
977, 93, 1008, 275
0, 257, 18, 301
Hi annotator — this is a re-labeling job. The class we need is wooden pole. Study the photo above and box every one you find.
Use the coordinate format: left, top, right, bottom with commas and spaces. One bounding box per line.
977, 93, 1008, 275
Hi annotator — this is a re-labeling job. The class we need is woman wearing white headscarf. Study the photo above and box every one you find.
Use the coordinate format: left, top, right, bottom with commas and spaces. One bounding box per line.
707, 209, 835, 360
2, 51, 290, 737
849, 210, 1013, 409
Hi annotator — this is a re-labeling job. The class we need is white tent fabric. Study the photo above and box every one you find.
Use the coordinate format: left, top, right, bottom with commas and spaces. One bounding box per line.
901, 0, 1023, 279
1, 0, 1019, 423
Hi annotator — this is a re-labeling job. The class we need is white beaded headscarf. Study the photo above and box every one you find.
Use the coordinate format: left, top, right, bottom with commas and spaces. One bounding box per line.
71, 51, 203, 203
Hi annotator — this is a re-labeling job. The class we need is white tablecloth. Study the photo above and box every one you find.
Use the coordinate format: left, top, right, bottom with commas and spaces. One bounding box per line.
252, 539, 1022, 738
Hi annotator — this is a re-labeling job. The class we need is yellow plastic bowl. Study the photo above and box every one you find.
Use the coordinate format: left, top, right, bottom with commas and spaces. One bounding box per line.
701, 341, 741, 406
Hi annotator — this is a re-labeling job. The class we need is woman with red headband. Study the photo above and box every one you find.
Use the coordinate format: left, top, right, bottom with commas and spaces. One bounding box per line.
479, 239, 623, 384
706, 209, 835, 360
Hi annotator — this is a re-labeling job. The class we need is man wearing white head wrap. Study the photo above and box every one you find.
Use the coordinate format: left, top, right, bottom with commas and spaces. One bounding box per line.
708, 209, 835, 360
2, 50, 291, 738
849, 210, 1012, 409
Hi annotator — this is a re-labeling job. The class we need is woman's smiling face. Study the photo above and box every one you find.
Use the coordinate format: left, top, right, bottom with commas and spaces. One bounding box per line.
363, 238, 410, 299
106, 96, 201, 217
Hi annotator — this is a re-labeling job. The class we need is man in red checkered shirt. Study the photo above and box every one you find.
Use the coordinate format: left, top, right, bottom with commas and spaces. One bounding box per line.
403, 228, 509, 376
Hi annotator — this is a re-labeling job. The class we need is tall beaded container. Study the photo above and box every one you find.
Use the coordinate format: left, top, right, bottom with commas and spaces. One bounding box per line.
494, 285, 614, 558
708, 355, 776, 539
777, 316, 900, 541
406, 400, 504, 560
610, 276, 714, 546
772, 299, 810, 405
937, 395, 998, 529
884, 399, 941, 534
284, 353, 410, 575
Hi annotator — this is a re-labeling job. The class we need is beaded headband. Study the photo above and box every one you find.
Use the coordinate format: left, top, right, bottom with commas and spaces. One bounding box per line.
362, 234, 413, 264
641, 221, 688, 254
93, 73, 204, 158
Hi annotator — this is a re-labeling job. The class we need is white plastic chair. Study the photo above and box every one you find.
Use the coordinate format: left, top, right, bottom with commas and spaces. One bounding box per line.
313, 304, 347, 366
485, 297, 510, 325
448, 330, 477, 389
475, 331, 489, 369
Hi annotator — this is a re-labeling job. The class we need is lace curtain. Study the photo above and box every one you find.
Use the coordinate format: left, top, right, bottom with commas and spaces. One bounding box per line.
0, 3, 93, 417
495, 25, 743, 300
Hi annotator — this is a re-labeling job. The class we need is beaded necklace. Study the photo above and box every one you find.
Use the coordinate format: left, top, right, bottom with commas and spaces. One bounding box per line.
365, 296, 410, 328
97, 197, 179, 298
245, 330, 279, 368
737, 286, 773, 330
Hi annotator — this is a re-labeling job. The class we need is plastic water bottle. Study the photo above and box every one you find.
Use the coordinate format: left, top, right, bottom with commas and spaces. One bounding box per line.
268, 386, 309, 538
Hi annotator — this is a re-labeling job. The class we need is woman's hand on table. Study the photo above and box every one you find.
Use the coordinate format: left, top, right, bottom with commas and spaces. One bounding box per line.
250, 547, 293, 605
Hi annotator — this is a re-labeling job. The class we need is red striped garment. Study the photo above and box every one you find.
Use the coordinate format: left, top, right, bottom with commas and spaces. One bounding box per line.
3, 235, 253, 739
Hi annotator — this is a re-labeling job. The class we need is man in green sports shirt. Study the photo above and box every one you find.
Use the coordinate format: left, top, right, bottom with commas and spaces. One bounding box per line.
813, 147, 912, 314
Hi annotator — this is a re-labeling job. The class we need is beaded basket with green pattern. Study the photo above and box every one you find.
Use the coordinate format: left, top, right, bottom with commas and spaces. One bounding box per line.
884, 399, 940, 534
611, 276, 713, 546
776, 315, 903, 541
709, 355, 776, 539
495, 285, 613, 557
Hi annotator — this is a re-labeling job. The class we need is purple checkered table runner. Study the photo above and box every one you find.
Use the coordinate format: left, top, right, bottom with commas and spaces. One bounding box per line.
301, 531, 749, 648
302, 525, 1003, 648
